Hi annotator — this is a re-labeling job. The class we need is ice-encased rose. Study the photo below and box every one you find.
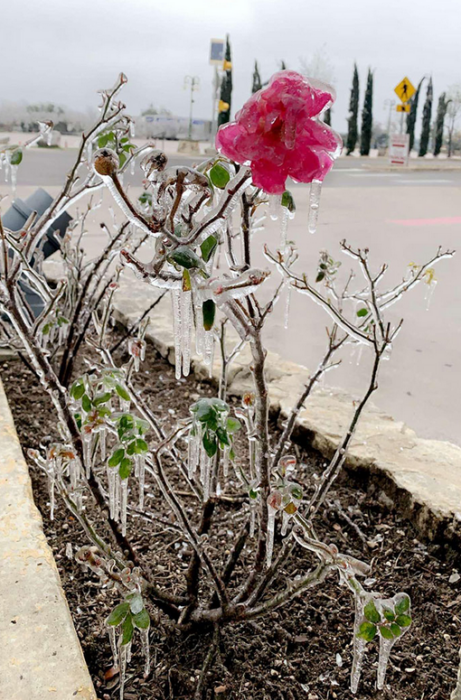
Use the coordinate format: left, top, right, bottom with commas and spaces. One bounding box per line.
215, 71, 342, 195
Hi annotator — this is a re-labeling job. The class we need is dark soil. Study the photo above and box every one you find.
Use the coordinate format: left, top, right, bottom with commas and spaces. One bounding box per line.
2, 337, 461, 700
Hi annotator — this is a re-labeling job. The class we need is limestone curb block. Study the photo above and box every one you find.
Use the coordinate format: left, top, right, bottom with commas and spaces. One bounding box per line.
0, 379, 97, 700
112, 278, 461, 543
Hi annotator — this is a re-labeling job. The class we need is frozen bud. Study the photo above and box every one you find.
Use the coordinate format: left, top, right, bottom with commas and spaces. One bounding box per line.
268, 490, 282, 510
279, 454, 296, 476
242, 392, 255, 408
141, 149, 168, 179
93, 148, 119, 176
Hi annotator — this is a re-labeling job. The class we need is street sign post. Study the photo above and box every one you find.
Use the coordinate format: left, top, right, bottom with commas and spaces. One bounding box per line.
389, 133, 410, 166
394, 77, 416, 103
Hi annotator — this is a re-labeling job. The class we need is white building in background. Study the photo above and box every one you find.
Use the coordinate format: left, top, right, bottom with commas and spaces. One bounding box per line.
139, 115, 211, 141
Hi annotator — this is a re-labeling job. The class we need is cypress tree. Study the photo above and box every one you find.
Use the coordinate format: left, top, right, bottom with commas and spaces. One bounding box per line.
406, 77, 424, 151
360, 69, 373, 156
433, 92, 448, 156
324, 108, 331, 125
252, 61, 262, 94
419, 77, 433, 156
346, 64, 359, 155
218, 35, 232, 127
280, 60, 287, 70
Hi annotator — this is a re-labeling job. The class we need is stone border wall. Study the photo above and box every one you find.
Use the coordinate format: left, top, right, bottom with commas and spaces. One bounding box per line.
0, 379, 96, 700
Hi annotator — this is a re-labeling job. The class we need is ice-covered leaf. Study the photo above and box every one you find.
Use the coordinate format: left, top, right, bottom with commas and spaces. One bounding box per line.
357, 622, 377, 641
394, 595, 410, 615
364, 599, 381, 624
116, 384, 131, 402
380, 626, 394, 640
357, 308, 369, 317
281, 189, 296, 213
121, 613, 134, 645
226, 417, 241, 434
201, 234, 218, 262
170, 246, 205, 270
383, 607, 395, 622
209, 163, 230, 189
126, 592, 144, 615
82, 394, 92, 413
395, 614, 411, 628
107, 602, 130, 626
390, 623, 402, 637
71, 381, 85, 400
203, 431, 217, 458
93, 392, 112, 406
108, 448, 125, 467
10, 149, 23, 166
119, 457, 132, 479
202, 299, 216, 331
133, 608, 150, 629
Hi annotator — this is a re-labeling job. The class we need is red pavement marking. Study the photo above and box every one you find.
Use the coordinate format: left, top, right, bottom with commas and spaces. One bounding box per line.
388, 217, 461, 226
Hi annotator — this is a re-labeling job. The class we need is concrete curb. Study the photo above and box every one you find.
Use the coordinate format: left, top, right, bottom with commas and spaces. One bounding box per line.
0, 379, 97, 700
112, 278, 461, 547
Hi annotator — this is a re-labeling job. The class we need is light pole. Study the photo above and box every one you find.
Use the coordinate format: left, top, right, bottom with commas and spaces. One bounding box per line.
383, 99, 396, 146
184, 76, 200, 141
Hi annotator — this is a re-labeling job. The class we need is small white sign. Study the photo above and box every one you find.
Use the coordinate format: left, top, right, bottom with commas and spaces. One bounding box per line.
389, 134, 410, 166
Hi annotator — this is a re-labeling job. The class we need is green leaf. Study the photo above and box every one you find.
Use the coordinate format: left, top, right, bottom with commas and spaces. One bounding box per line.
121, 613, 134, 645
126, 592, 144, 615
289, 483, 303, 500
226, 417, 241, 434
357, 622, 377, 641
116, 384, 131, 402
127, 441, 136, 456
182, 268, 192, 292
357, 308, 369, 317
136, 438, 148, 453
203, 431, 217, 458
216, 427, 230, 446
364, 599, 381, 624
229, 447, 235, 461
249, 488, 258, 499
201, 235, 218, 263
209, 163, 230, 189
71, 381, 85, 400
82, 394, 92, 413
390, 623, 402, 637
281, 189, 296, 213
170, 246, 205, 270
108, 448, 125, 468
10, 148, 23, 166
394, 595, 410, 615
139, 191, 153, 206
107, 602, 130, 626
119, 457, 132, 480
93, 392, 112, 406
383, 607, 395, 622
395, 614, 411, 628
74, 413, 82, 430
316, 271, 325, 283
132, 608, 150, 630
202, 299, 216, 331
380, 626, 394, 640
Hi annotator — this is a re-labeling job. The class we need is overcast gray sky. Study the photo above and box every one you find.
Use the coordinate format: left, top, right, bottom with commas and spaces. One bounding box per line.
3, 0, 461, 134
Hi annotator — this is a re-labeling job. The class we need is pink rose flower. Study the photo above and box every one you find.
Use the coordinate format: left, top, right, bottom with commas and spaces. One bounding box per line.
216, 71, 342, 195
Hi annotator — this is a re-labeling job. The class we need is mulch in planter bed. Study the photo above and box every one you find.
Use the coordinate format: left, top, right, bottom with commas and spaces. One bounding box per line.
2, 336, 461, 700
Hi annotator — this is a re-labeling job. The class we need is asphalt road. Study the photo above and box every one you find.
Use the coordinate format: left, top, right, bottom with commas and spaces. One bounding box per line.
3, 150, 461, 446
11, 147, 461, 189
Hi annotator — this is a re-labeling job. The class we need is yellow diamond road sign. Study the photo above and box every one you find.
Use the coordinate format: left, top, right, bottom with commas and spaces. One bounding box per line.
394, 77, 416, 103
